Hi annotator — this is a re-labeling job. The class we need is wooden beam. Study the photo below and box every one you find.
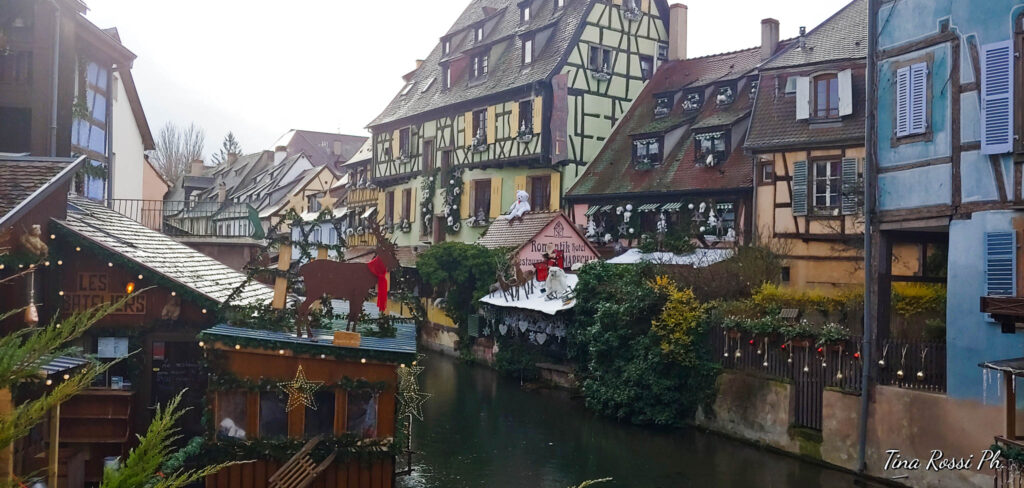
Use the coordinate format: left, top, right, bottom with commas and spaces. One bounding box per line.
48, 403, 60, 488
878, 30, 957, 60
1007, 371, 1017, 439
0, 389, 11, 483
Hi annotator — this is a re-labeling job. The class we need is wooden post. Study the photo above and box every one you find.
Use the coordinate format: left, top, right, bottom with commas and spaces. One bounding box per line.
48, 403, 60, 488
317, 246, 329, 260
1007, 372, 1017, 439
0, 389, 12, 483
273, 241, 292, 309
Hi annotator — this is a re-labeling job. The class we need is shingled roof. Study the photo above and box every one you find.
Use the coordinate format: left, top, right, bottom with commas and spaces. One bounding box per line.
760, 0, 866, 70
368, 0, 594, 128
57, 197, 273, 306
0, 156, 84, 229
566, 44, 773, 199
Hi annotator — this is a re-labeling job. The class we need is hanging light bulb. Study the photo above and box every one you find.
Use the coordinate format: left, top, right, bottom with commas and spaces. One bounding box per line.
234, 344, 241, 350
916, 371, 925, 381
360, 358, 367, 364
45, 379, 52, 386
734, 349, 742, 358
803, 365, 809, 373
125, 282, 136, 294
878, 359, 886, 368
822, 361, 827, 368
198, 341, 205, 347
836, 372, 844, 380
763, 360, 769, 367
896, 369, 905, 379
63, 374, 70, 380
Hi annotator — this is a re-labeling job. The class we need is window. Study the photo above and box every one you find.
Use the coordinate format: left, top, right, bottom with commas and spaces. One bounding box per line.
346, 390, 378, 439
812, 160, 842, 212
521, 5, 531, 22
472, 179, 491, 220
529, 175, 551, 211
519, 100, 533, 133
312, 226, 321, 243
523, 37, 534, 65
400, 81, 415, 96
639, 55, 654, 81
259, 391, 287, 438
443, 39, 451, 55
761, 162, 774, 183
813, 73, 839, 118
555, 0, 565, 10
473, 109, 487, 142
442, 65, 451, 89
308, 194, 322, 212
589, 46, 612, 73
781, 266, 791, 282
385, 190, 395, 224
304, 391, 335, 437
695, 132, 728, 166
682, 92, 702, 111
657, 42, 668, 60
441, 149, 452, 173
402, 188, 412, 220
475, 26, 484, 42
653, 94, 671, 117
216, 392, 248, 440
633, 137, 661, 166
423, 140, 434, 171
471, 53, 489, 80
895, 62, 928, 138
399, 127, 411, 157
716, 86, 735, 105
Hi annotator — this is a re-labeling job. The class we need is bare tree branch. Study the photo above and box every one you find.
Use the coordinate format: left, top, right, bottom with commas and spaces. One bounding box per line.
151, 122, 206, 184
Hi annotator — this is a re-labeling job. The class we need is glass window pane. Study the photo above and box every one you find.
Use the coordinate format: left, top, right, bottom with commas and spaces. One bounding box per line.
828, 79, 839, 114
816, 79, 827, 115
304, 391, 335, 437
259, 391, 288, 438
346, 390, 378, 439
89, 90, 107, 123
88, 125, 106, 153
216, 391, 249, 440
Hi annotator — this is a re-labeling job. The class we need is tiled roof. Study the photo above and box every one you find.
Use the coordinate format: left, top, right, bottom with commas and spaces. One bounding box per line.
199, 321, 417, 361
761, 0, 866, 70
477, 212, 560, 249
566, 45, 768, 198
274, 130, 367, 167
344, 245, 422, 268
57, 196, 274, 306
0, 156, 81, 226
341, 139, 374, 168
368, 0, 593, 127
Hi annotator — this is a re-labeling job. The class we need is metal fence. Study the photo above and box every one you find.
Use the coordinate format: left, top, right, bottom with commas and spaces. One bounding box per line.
107, 199, 257, 238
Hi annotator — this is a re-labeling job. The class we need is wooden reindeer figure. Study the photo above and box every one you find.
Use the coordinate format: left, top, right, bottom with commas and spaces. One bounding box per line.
297, 221, 400, 337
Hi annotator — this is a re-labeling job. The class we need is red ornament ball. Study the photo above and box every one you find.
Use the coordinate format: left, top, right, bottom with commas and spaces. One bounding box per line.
817, 347, 823, 353
781, 344, 787, 349
854, 352, 861, 359
749, 339, 755, 345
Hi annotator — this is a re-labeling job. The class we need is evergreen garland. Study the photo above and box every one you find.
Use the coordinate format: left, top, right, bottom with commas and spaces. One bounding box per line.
419, 168, 437, 236
208, 371, 389, 393
204, 436, 395, 465
440, 165, 464, 234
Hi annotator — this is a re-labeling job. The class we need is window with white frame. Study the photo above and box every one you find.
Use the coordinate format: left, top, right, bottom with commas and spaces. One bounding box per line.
521, 5, 531, 23
695, 132, 727, 166
632, 137, 661, 167
813, 160, 841, 212
475, 26, 484, 42
471, 53, 489, 80
443, 39, 451, 56
523, 37, 534, 65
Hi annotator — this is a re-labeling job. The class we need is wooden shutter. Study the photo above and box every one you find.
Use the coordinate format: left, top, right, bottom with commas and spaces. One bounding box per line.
795, 76, 810, 120
838, 69, 853, 117
376, 189, 386, 224
514, 174, 527, 192
461, 180, 471, 219
489, 177, 503, 218
409, 186, 417, 223
549, 171, 561, 211
909, 62, 928, 136
792, 161, 808, 216
986, 231, 1017, 296
391, 130, 400, 158
895, 66, 911, 137
840, 158, 859, 215
982, 40, 1014, 155
509, 103, 519, 138
533, 96, 543, 134
487, 106, 496, 144
464, 111, 473, 146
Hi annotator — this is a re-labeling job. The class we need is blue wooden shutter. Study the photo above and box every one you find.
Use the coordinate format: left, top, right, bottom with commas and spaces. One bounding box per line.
792, 161, 808, 216
909, 62, 928, 135
986, 231, 1017, 297
841, 158, 859, 215
981, 40, 1014, 155
895, 66, 911, 137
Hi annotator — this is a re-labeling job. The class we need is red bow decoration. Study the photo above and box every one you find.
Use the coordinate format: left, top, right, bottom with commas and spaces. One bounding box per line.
367, 256, 388, 312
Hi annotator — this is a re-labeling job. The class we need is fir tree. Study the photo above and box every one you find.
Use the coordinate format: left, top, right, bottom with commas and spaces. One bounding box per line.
212, 132, 243, 166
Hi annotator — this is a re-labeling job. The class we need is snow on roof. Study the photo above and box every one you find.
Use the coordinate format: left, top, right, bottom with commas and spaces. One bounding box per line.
606, 248, 734, 267
479, 274, 579, 315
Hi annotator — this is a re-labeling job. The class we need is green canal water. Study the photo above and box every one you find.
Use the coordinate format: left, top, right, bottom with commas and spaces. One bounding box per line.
399, 354, 888, 488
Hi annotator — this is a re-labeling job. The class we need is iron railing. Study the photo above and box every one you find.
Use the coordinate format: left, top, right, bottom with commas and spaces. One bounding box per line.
107, 199, 259, 239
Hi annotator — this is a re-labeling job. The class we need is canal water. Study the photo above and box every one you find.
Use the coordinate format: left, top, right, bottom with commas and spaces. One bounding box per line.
400, 354, 887, 488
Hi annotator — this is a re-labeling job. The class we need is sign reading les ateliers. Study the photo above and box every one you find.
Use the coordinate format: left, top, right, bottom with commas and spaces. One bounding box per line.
65, 272, 147, 314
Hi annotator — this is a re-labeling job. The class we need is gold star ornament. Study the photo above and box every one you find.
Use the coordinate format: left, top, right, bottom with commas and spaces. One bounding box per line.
278, 365, 324, 411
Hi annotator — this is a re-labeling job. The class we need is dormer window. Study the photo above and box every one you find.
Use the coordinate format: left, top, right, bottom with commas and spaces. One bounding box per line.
695, 131, 728, 166
555, 0, 565, 10
716, 86, 735, 105
682, 92, 702, 111
750, 80, 759, 97
475, 26, 484, 42
653, 94, 672, 118
633, 136, 662, 168
813, 73, 839, 119
523, 36, 535, 65
471, 53, 489, 80
521, 5, 531, 23
443, 39, 451, 56
400, 81, 415, 96
442, 65, 451, 89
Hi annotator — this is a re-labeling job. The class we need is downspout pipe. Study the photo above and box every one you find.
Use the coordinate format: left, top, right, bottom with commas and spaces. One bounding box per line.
48, 0, 61, 157
858, 0, 880, 474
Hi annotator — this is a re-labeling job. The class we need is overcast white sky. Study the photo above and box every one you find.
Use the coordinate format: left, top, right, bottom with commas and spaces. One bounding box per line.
84, 0, 853, 160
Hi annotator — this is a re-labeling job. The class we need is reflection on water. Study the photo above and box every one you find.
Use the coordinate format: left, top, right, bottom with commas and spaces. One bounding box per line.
400, 354, 886, 488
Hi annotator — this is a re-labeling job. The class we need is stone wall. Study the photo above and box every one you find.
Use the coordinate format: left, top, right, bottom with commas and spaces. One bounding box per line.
695, 370, 798, 453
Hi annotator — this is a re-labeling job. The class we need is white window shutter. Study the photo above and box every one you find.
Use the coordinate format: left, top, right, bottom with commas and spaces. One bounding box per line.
909, 62, 928, 135
895, 66, 911, 137
792, 161, 808, 216
795, 76, 810, 120
981, 39, 1014, 155
838, 69, 853, 117
986, 231, 1017, 296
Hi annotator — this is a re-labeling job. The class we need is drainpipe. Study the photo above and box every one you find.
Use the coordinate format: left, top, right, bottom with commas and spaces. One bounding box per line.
48, 0, 61, 157
106, 68, 114, 205
858, 0, 880, 475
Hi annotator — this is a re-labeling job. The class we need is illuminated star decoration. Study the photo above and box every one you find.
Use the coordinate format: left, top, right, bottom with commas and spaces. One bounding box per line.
317, 193, 338, 213
278, 365, 324, 411
397, 361, 430, 421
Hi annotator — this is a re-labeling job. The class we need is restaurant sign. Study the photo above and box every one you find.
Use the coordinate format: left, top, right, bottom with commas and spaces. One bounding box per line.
516, 215, 599, 270
65, 273, 147, 314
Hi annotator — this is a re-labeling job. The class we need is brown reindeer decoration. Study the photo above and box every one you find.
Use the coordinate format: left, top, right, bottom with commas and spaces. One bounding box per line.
296, 221, 400, 338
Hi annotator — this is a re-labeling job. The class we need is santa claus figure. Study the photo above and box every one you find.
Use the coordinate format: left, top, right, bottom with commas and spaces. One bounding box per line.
507, 190, 531, 224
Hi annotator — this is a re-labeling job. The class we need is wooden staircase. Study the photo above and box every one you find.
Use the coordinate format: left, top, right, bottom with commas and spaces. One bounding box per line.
267, 435, 337, 488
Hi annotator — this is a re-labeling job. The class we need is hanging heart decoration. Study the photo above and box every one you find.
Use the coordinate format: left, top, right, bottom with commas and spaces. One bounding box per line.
536, 333, 548, 345
499, 323, 508, 335
518, 320, 528, 333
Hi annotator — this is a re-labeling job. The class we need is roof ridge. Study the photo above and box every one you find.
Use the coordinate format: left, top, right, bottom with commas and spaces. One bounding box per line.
684, 44, 761, 61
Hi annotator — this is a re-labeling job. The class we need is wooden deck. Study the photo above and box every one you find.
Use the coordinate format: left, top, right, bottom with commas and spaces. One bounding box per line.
206, 459, 394, 488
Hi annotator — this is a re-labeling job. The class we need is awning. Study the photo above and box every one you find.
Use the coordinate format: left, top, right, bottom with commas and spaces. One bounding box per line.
361, 207, 377, 219
585, 206, 601, 216
333, 207, 350, 219
638, 203, 660, 212
39, 356, 90, 376
661, 202, 683, 212
980, 358, 1024, 376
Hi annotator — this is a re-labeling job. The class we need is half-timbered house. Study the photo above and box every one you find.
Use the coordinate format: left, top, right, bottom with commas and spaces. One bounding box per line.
366, 0, 670, 250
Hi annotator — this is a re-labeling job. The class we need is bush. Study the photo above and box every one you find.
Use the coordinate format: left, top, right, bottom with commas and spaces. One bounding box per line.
416, 242, 501, 332
650, 276, 707, 365
568, 262, 717, 426
892, 283, 946, 317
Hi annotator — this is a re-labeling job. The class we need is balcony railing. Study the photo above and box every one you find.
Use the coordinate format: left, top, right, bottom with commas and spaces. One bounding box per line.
107, 199, 260, 239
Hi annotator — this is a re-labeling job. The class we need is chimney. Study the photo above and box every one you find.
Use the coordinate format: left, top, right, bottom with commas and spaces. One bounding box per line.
226, 151, 239, 166
798, 26, 807, 49
217, 182, 227, 203
415, 59, 425, 70
668, 4, 687, 61
274, 145, 287, 164
190, 159, 205, 176
760, 18, 779, 61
